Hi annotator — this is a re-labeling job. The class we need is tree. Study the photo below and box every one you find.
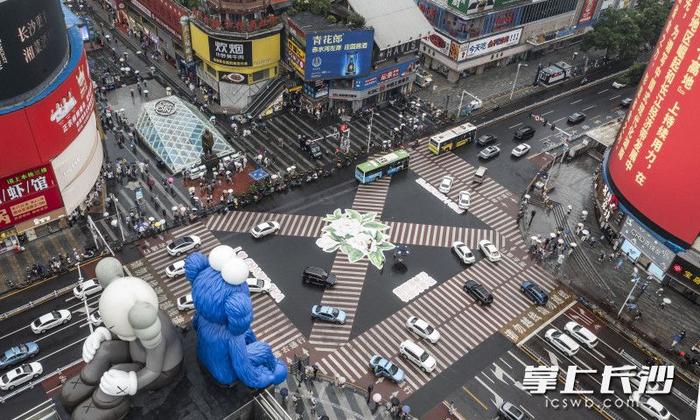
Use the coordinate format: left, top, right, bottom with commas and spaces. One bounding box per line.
293, 0, 330, 16
634, 0, 673, 46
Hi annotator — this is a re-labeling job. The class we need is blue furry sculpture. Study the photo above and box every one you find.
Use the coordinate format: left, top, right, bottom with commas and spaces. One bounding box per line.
184, 245, 287, 388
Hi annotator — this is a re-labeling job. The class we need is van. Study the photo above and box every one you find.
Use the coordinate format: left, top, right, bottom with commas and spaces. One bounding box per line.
399, 340, 437, 373
473, 166, 487, 184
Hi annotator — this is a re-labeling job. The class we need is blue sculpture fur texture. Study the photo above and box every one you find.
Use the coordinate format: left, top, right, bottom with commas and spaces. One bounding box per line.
185, 252, 287, 388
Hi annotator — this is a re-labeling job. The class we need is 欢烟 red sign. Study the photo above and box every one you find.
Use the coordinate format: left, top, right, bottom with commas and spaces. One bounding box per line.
0, 164, 64, 229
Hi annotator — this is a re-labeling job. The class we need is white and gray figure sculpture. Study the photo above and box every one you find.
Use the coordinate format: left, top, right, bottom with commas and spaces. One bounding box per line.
60, 257, 184, 420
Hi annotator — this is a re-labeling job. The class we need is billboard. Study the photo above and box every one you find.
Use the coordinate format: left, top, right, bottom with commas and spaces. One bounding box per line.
0, 0, 69, 103
189, 21, 280, 68
465, 28, 522, 59
287, 39, 306, 76
304, 29, 374, 80
669, 253, 700, 293
425, 32, 452, 56
447, 0, 495, 15
353, 59, 418, 91
0, 164, 64, 230
208, 36, 252, 67
606, 0, 700, 246
578, 0, 599, 24
620, 217, 675, 270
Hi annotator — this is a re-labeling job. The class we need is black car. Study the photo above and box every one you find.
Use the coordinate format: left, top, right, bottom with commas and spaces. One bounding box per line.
477, 134, 497, 146
463, 280, 493, 305
620, 97, 633, 108
513, 125, 535, 140
567, 112, 586, 124
302, 266, 336, 288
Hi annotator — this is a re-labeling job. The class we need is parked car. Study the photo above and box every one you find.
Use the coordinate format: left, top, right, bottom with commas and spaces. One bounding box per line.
469, 99, 483, 111
514, 125, 535, 140
452, 241, 475, 264
438, 176, 454, 194
406, 316, 441, 344
477, 134, 497, 146
177, 294, 194, 311
250, 221, 280, 239
499, 402, 527, 420
457, 191, 471, 210
369, 355, 405, 383
564, 321, 598, 348
73, 279, 102, 299
165, 260, 186, 278
0, 343, 39, 370
463, 280, 494, 306
302, 266, 336, 288
628, 394, 671, 420
399, 340, 437, 373
520, 281, 548, 306
545, 328, 580, 356
612, 81, 626, 89
0, 362, 43, 391
621, 97, 633, 108
311, 305, 346, 324
31, 310, 71, 334
511, 143, 531, 158
246, 277, 271, 294
567, 112, 586, 124
479, 145, 500, 160
166, 235, 201, 257
478, 239, 501, 262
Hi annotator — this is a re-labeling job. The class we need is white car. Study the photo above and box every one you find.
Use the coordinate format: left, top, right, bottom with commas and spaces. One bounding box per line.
177, 294, 194, 311
246, 277, 271, 294
545, 328, 580, 356
452, 241, 475, 265
406, 316, 441, 344
165, 260, 186, 278
469, 99, 483, 111
31, 310, 72, 334
511, 143, 531, 158
399, 340, 437, 373
73, 279, 102, 299
630, 369, 662, 393
629, 394, 671, 420
564, 321, 598, 348
88, 311, 102, 326
250, 221, 280, 239
457, 191, 471, 210
0, 362, 43, 391
478, 239, 501, 262
612, 81, 627, 89
438, 176, 454, 194
166, 235, 201, 257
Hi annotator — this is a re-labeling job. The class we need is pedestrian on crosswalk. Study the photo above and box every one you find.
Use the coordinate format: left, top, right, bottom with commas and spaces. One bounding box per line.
366, 383, 373, 403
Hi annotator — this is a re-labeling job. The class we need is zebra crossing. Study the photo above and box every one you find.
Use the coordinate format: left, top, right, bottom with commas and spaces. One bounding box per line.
206, 211, 326, 237
387, 222, 505, 249
352, 177, 392, 215
315, 256, 559, 397
142, 223, 304, 354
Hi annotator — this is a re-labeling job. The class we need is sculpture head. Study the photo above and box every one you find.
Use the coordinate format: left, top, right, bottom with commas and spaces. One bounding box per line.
95, 257, 125, 289
99, 276, 162, 347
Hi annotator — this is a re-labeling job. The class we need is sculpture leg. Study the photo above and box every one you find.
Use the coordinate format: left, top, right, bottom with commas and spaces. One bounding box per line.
72, 362, 141, 420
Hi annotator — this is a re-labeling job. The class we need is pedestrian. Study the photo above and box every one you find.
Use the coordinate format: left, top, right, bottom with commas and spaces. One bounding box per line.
527, 209, 536, 229
614, 257, 624, 270
130, 88, 134, 101
598, 251, 605, 262
367, 383, 374, 403
310, 396, 317, 416
448, 400, 456, 415
566, 205, 572, 215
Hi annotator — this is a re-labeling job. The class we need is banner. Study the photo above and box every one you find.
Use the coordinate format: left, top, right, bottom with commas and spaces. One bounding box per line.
465, 28, 522, 59
304, 29, 374, 80
353, 59, 418, 90
578, 0, 599, 24
447, 0, 495, 15
0, 164, 64, 229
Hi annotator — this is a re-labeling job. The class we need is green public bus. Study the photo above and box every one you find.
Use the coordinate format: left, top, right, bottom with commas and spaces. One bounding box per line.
355, 149, 410, 184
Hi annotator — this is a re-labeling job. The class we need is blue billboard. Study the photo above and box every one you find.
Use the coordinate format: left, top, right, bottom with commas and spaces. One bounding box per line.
305, 29, 374, 81
353, 58, 418, 91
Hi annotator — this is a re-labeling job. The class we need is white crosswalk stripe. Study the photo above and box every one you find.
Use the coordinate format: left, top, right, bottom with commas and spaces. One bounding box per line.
387, 221, 505, 249
206, 211, 327, 238
351, 177, 392, 215
142, 223, 303, 354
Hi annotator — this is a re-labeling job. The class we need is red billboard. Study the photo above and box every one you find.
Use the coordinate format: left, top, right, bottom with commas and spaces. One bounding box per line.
0, 51, 95, 177
607, 0, 700, 245
578, 0, 598, 24
0, 164, 64, 230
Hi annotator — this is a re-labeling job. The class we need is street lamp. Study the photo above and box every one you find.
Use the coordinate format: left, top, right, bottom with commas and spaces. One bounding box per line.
617, 268, 640, 318
366, 109, 375, 154
457, 90, 480, 118
510, 63, 528, 100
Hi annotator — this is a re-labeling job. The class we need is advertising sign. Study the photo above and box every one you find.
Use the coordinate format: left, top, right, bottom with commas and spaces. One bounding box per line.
425, 32, 451, 56
287, 39, 305, 76
578, 0, 599, 24
208, 36, 252, 67
0, 164, 64, 230
219, 71, 249, 84
304, 29, 374, 80
492, 9, 518, 32
607, 1, 700, 245
620, 217, 675, 270
447, 0, 495, 15
353, 59, 418, 91
669, 253, 700, 292
465, 28, 522, 58
0, 0, 69, 102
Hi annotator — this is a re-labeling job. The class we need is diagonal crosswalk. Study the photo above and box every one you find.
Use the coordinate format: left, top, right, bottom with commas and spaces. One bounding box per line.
387, 222, 505, 249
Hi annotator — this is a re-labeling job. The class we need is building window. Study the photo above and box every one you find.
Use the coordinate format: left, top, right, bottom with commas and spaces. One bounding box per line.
252, 68, 270, 82
205, 63, 217, 77
521, 0, 578, 24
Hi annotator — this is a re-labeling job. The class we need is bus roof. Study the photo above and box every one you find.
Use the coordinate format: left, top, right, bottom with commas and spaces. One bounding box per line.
357, 149, 410, 172
429, 123, 477, 144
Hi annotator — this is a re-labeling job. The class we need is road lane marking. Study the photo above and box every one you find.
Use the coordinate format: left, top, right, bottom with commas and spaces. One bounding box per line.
508, 122, 523, 129
36, 336, 86, 363
0, 325, 30, 341
570, 99, 583, 104
541, 110, 554, 116
463, 385, 489, 411
11, 399, 53, 420
609, 94, 621, 101
598, 89, 609, 94
582, 105, 597, 112
553, 116, 568, 123
517, 300, 577, 346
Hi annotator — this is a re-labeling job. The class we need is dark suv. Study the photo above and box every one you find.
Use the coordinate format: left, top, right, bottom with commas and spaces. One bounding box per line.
302, 266, 337, 288
463, 280, 493, 306
520, 280, 548, 306
477, 134, 497, 146
514, 125, 535, 140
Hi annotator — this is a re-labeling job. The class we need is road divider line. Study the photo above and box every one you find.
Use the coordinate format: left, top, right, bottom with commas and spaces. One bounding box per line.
541, 110, 554, 116
463, 385, 490, 411
11, 398, 53, 420
508, 122, 523, 129
570, 99, 583, 105
609, 94, 621, 101
517, 300, 577, 347
37, 336, 87, 363
598, 89, 609, 94
582, 105, 597, 112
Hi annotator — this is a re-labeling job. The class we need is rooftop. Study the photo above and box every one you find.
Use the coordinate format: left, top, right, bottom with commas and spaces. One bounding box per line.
346, 0, 433, 50
288, 11, 348, 32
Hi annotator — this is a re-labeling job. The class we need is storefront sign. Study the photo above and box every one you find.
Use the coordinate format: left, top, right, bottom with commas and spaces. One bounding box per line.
379, 40, 420, 61
669, 253, 700, 292
620, 217, 675, 270
447, 0, 495, 15
465, 28, 522, 59
304, 29, 374, 80
287, 39, 305, 76
578, 0, 599, 24
425, 32, 451, 56
353, 59, 418, 91
0, 164, 64, 230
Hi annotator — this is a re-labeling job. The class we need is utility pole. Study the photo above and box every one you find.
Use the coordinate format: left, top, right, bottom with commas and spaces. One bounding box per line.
617, 268, 641, 318
366, 109, 374, 154
77, 263, 94, 334
510, 63, 528, 100
111, 193, 126, 242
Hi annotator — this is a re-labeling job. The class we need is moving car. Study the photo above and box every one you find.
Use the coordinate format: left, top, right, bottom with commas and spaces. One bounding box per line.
514, 125, 535, 140
88, 312, 102, 327
457, 191, 471, 210
478, 239, 501, 262
567, 112, 586, 124
406, 316, 441, 344
621, 97, 633, 108
511, 143, 531, 158
0, 362, 43, 391
250, 221, 280, 239
463, 280, 493, 306
302, 266, 336, 288
479, 145, 500, 160
246, 277, 271, 294
0, 343, 39, 370
628, 394, 671, 420
499, 401, 527, 420
469, 99, 483, 111
166, 235, 201, 257
399, 340, 437, 373
438, 176, 454, 194
311, 305, 347, 324
612, 81, 626, 89
31, 310, 71, 334
452, 241, 475, 264
564, 321, 598, 348
73, 279, 102, 299
369, 355, 405, 383
520, 281, 548, 306
630, 370, 662, 393
545, 328, 580, 356
177, 294, 194, 311
165, 260, 186, 278
477, 134, 497, 146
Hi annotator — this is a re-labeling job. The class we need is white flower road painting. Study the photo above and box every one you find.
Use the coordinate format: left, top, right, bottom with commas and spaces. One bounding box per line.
315, 209, 395, 269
